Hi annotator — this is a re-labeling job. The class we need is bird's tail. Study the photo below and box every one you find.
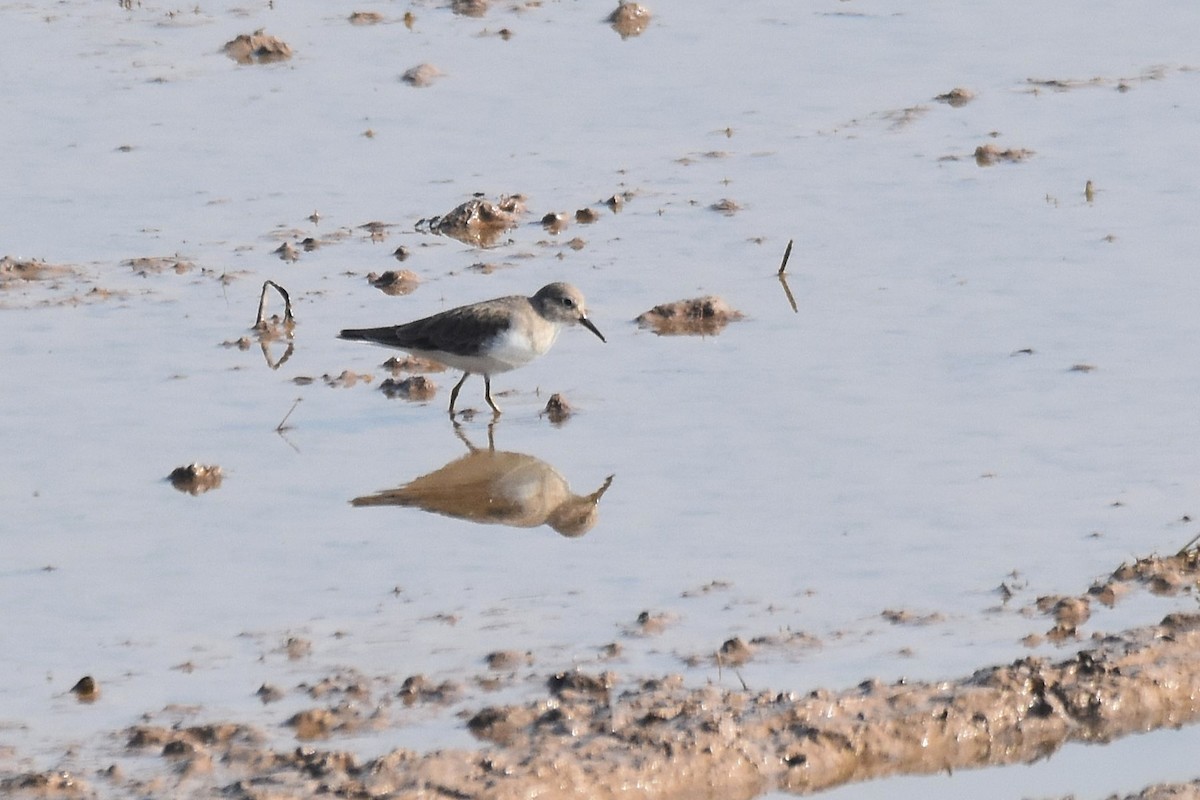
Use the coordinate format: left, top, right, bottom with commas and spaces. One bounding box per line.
339, 327, 384, 342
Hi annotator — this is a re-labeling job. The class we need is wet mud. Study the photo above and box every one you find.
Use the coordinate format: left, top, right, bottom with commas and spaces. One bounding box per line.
974, 143, 1035, 166
636, 296, 745, 335
934, 86, 976, 107
20, 543, 1200, 799
418, 195, 527, 248
608, 2, 652, 39
378, 375, 437, 401
166, 463, 224, 496
7, 606, 1199, 799
1, 256, 79, 285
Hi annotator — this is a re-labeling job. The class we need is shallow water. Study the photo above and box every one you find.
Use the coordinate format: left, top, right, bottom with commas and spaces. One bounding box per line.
3, 0, 1200, 795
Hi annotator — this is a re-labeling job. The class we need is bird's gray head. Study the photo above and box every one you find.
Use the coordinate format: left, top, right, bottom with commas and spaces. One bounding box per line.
534, 283, 606, 343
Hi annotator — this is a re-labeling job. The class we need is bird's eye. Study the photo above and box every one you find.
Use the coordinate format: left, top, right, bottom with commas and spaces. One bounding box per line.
561, 297, 574, 307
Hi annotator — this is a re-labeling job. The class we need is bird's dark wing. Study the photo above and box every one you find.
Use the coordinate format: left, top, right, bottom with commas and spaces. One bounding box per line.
339, 298, 517, 356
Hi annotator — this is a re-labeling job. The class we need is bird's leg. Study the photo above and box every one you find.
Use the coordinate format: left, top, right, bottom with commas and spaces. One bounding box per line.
484, 375, 502, 416
449, 372, 470, 416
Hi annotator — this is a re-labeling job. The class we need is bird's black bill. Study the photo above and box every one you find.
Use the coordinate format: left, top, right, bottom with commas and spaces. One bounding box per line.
580, 316, 606, 343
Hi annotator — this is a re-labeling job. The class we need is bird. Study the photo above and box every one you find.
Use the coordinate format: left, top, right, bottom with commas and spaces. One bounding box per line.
339, 282, 606, 415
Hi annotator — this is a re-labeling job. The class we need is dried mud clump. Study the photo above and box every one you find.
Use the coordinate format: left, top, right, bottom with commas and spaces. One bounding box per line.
627, 610, 676, 636
0, 770, 89, 798
322, 370, 373, 388
286, 703, 387, 741
934, 87, 975, 106
608, 1, 651, 38
541, 212, 568, 234
710, 197, 741, 215
224, 30, 292, 65
1, 256, 81, 286
485, 650, 533, 671
881, 608, 945, 626
398, 674, 462, 706
70, 676, 99, 703
418, 194, 526, 248
274, 241, 299, 262
367, 269, 420, 296
348, 11, 384, 25
974, 143, 1034, 166
451, 0, 489, 17
167, 463, 223, 495
542, 393, 572, 424
401, 63, 442, 88
636, 295, 744, 336
1104, 549, 1200, 596
1032, 549, 1200, 630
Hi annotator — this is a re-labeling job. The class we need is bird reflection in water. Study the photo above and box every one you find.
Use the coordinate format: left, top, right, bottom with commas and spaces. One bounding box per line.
351, 424, 614, 538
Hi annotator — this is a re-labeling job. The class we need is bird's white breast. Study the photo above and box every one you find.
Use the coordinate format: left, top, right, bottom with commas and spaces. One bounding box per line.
483, 323, 562, 372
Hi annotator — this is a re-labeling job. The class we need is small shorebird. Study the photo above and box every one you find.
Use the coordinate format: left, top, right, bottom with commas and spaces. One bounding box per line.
339, 282, 606, 415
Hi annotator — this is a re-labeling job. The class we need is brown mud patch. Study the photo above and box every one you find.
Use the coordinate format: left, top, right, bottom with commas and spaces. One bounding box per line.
541, 392, 573, 425
224, 30, 292, 65
1, 256, 81, 285
348, 11, 384, 25
636, 295, 745, 335
608, 1, 651, 38
974, 143, 1035, 166
417, 194, 526, 247
124, 255, 197, 276
934, 86, 975, 106
452, 0, 490, 18
167, 463, 223, 495
10, 612, 1197, 800
6, 545, 1200, 797
0, 256, 120, 308
401, 63, 442, 88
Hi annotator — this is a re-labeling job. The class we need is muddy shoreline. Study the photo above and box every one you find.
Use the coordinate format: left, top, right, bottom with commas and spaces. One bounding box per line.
5, 559, 1200, 799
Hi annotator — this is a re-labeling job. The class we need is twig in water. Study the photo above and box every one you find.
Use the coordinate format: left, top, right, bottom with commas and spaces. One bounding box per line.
1177, 531, 1200, 557
777, 238, 794, 275
776, 238, 798, 313
255, 280, 295, 328
276, 398, 301, 432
